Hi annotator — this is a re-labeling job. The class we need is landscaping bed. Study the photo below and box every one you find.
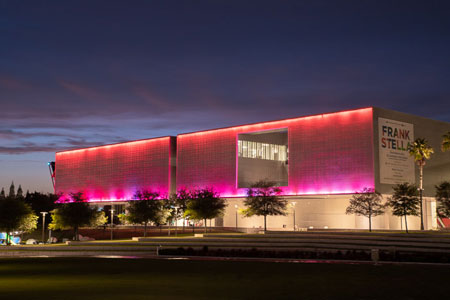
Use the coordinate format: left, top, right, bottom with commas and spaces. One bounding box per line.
159, 246, 450, 263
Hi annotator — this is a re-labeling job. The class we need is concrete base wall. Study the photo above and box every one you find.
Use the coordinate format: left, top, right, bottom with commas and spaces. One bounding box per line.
221, 195, 438, 231
96, 194, 438, 231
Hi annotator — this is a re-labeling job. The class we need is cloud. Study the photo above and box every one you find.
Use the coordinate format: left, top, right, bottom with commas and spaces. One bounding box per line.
59, 80, 111, 105
0, 137, 121, 154
0, 75, 31, 90
0, 145, 57, 155
131, 85, 173, 112
0, 129, 81, 140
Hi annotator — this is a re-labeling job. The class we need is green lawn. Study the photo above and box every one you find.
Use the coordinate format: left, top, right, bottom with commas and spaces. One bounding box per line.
0, 257, 448, 299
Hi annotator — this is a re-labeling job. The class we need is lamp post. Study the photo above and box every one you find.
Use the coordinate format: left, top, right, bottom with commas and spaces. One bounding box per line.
234, 204, 238, 231
40, 212, 48, 243
291, 202, 296, 231
175, 206, 178, 237
110, 207, 114, 241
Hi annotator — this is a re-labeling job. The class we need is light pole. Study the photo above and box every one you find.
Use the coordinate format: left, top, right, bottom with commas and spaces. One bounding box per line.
175, 206, 178, 237
234, 204, 238, 231
110, 206, 114, 240
291, 202, 296, 231
40, 212, 48, 243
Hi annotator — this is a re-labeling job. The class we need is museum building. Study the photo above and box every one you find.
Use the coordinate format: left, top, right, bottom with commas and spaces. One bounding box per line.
53, 107, 450, 230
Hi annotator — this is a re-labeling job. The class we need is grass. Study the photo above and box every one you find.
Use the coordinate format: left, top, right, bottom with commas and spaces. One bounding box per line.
0, 257, 448, 299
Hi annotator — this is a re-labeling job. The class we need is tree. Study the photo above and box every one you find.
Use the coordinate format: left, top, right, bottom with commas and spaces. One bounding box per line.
387, 183, 420, 233
9, 182, 15, 198
125, 190, 167, 237
345, 188, 385, 232
24, 192, 57, 227
408, 138, 434, 230
18, 213, 38, 234
102, 205, 121, 225
242, 180, 287, 232
151, 198, 172, 233
48, 192, 105, 241
442, 131, 450, 152
0, 196, 37, 245
435, 181, 450, 218
170, 188, 192, 232
91, 210, 108, 227
117, 213, 131, 225
184, 188, 227, 233
16, 185, 23, 198
161, 198, 177, 232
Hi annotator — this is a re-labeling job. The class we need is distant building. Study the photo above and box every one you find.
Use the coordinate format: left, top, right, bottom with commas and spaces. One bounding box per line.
54, 107, 450, 230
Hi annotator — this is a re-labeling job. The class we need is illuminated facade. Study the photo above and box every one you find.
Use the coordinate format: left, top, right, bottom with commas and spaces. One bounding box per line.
54, 107, 450, 230
176, 107, 374, 197
55, 136, 176, 202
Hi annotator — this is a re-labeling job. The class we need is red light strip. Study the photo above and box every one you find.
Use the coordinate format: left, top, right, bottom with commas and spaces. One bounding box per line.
56, 136, 172, 155
177, 107, 373, 138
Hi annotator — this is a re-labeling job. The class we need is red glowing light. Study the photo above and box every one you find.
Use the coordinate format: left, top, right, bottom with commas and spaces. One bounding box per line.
55, 136, 175, 202
176, 107, 375, 197
55, 107, 376, 202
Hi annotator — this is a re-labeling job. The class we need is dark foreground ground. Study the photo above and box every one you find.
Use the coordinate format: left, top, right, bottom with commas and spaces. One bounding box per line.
0, 258, 448, 300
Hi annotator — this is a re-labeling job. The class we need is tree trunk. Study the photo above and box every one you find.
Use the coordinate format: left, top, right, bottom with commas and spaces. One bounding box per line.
192, 221, 195, 234
264, 215, 267, 232
183, 217, 185, 233
74, 226, 78, 241
204, 219, 207, 233
419, 165, 424, 230
369, 215, 372, 232
144, 222, 147, 237
404, 215, 409, 234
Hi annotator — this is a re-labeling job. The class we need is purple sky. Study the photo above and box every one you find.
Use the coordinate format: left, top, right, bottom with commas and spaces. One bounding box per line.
1, 0, 450, 193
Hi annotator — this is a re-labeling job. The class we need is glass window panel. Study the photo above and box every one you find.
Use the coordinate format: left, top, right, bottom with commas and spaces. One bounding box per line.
238, 140, 242, 157
238, 140, 288, 161
243, 140, 247, 157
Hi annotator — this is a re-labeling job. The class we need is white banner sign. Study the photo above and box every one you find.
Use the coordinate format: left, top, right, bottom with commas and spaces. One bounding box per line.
378, 118, 415, 184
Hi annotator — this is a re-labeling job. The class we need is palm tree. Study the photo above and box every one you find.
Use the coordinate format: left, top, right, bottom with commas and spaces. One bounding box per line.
407, 138, 434, 230
442, 131, 450, 152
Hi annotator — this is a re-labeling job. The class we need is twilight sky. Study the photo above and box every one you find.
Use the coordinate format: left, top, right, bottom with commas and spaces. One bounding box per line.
1, 0, 450, 193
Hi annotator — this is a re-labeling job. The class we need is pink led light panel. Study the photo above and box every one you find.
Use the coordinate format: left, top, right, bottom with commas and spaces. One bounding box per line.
176, 108, 375, 197
55, 137, 173, 202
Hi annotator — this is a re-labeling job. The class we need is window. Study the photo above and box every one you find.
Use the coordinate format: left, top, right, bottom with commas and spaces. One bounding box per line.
237, 128, 288, 188
237, 140, 287, 162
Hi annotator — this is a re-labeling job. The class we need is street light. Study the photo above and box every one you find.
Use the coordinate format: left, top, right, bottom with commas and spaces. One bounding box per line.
234, 204, 238, 232
174, 206, 179, 237
110, 206, 114, 240
40, 212, 48, 243
291, 202, 296, 231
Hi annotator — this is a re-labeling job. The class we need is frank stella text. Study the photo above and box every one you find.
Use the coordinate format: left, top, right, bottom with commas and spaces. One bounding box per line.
381, 125, 411, 151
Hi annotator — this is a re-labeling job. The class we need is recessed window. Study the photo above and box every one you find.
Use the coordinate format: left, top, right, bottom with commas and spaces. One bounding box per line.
237, 128, 288, 188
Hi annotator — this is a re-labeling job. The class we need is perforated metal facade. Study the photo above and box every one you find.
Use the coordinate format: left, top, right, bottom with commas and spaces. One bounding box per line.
55, 136, 175, 202
176, 108, 375, 197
